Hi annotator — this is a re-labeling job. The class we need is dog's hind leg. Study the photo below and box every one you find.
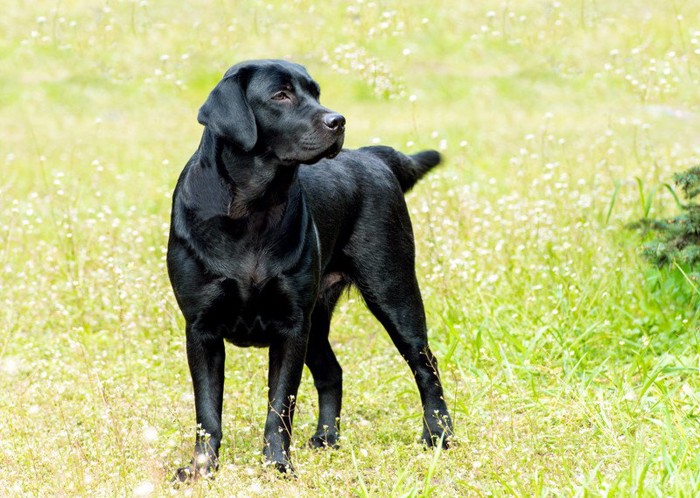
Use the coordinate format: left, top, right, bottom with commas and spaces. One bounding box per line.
358, 272, 452, 447
305, 284, 345, 449
349, 218, 453, 448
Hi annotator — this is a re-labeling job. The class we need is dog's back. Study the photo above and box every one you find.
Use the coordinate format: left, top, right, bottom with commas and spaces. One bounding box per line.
298, 146, 441, 272
359, 146, 441, 193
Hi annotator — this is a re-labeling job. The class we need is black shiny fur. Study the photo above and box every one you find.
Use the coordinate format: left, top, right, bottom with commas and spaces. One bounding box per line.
167, 59, 452, 479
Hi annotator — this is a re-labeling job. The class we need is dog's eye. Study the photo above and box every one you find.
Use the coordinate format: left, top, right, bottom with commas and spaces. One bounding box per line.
271, 91, 291, 101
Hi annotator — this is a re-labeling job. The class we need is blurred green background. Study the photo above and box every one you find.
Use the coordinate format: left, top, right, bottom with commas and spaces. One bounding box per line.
2, 1, 700, 496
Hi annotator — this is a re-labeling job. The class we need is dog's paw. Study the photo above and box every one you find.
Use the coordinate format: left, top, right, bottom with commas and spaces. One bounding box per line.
308, 432, 339, 449
172, 466, 195, 483
263, 446, 296, 476
421, 425, 452, 450
422, 411, 453, 449
263, 457, 296, 476
172, 454, 218, 483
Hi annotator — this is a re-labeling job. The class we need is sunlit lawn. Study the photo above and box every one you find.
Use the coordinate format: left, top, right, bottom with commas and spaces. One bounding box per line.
2, 1, 700, 496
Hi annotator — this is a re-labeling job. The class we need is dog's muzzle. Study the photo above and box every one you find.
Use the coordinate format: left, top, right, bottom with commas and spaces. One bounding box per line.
325, 135, 344, 159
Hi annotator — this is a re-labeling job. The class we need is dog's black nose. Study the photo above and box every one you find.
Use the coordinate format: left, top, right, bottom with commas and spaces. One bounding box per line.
323, 113, 346, 131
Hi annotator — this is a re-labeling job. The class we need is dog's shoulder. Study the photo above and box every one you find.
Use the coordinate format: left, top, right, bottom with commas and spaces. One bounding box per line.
301, 149, 401, 191
173, 156, 232, 219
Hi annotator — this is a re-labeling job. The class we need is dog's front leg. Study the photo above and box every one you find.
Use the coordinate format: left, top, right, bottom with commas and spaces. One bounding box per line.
263, 332, 307, 473
175, 323, 226, 481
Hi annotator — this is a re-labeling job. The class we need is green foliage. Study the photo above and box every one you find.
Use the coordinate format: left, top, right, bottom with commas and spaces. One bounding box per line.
674, 167, 700, 201
631, 168, 700, 304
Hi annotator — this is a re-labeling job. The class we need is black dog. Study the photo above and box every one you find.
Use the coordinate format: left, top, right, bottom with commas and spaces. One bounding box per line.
167, 59, 452, 479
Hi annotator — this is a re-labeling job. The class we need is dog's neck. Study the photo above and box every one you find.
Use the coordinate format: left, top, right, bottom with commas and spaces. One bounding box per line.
201, 130, 301, 222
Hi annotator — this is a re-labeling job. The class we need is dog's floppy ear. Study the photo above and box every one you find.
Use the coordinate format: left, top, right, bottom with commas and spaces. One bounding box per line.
198, 71, 257, 152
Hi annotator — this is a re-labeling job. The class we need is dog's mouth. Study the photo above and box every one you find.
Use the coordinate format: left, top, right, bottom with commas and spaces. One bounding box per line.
297, 135, 344, 165
324, 136, 344, 159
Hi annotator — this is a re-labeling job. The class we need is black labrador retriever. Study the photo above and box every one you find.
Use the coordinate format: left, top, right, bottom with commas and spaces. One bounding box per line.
167, 59, 453, 479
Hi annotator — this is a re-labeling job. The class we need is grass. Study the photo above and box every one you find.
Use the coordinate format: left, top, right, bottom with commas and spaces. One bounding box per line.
2, 0, 700, 495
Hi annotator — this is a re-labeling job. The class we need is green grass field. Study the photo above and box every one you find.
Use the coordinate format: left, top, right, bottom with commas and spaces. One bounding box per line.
2, 1, 700, 495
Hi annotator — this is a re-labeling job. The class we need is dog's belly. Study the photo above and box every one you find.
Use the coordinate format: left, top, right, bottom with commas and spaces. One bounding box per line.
223, 314, 275, 347
210, 276, 299, 348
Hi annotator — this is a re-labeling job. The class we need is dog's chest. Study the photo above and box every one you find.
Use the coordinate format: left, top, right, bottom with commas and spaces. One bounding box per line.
232, 250, 273, 287
192, 221, 277, 283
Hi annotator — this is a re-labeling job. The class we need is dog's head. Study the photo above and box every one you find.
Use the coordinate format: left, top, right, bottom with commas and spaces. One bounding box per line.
197, 59, 345, 165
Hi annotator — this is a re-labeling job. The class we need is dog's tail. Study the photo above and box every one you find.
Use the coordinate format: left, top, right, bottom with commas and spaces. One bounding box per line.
363, 146, 442, 193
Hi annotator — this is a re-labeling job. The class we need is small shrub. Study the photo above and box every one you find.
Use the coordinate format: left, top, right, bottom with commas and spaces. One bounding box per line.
630, 167, 700, 302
